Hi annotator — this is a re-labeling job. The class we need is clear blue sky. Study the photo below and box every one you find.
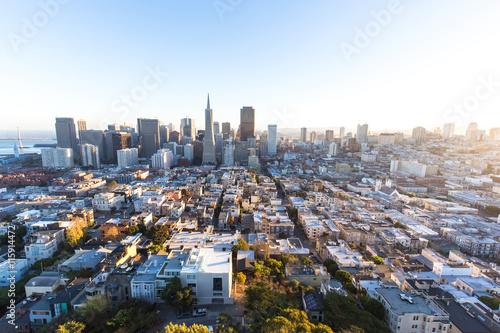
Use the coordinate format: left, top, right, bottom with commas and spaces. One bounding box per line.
1, 0, 499, 134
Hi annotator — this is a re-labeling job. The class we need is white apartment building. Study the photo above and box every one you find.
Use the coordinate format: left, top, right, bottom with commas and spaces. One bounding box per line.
25, 229, 65, 266
92, 193, 123, 211
134, 195, 166, 216
180, 248, 233, 305
41, 148, 74, 168
131, 255, 170, 303
151, 148, 174, 169
81, 144, 100, 169
374, 288, 450, 333
0, 259, 29, 287
117, 148, 139, 167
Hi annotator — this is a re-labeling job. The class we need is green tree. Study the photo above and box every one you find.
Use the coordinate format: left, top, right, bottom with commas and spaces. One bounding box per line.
486, 206, 500, 215
56, 321, 85, 333
73, 294, 113, 331
393, 221, 405, 229
281, 253, 297, 266
478, 296, 500, 310
150, 224, 169, 245
360, 296, 385, 321
175, 287, 194, 310
265, 258, 284, 276
335, 270, 351, 283
278, 232, 288, 239
161, 276, 183, 305
128, 225, 139, 235
369, 256, 384, 265
236, 272, 246, 284
300, 256, 313, 266
233, 237, 249, 251
344, 282, 357, 294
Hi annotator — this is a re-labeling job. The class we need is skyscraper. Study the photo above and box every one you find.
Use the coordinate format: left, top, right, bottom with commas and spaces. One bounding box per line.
80, 130, 105, 162
356, 124, 368, 143
325, 130, 334, 141
221, 122, 231, 139
81, 144, 100, 169
77, 119, 87, 141
180, 117, 195, 138
240, 106, 255, 141
412, 126, 427, 144
137, 118, 160, 158
222, 139, 235, 166
55, 118, 78, 152
466, 122, 479, 141
339, 127, 345, 139
443, 123, 455, 139
268, 124, 277, 155
213, 122, 220, 135
300, 127, 307, 143
202, 95, 216, 164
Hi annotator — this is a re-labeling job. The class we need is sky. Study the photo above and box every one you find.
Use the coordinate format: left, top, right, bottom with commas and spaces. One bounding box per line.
1, 0, 499, 135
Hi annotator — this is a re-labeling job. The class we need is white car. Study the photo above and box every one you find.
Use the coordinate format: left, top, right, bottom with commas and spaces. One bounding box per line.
192, 308, 207, 317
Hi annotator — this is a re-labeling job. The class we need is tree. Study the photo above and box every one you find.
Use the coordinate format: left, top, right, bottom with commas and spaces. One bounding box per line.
278, 232, 288, 239
233, 237, 249, 251
265, 258, 284, 276
73, 294, 112, 331
335, 270, 351, 283
236, 272, 246, 284
56, 321, 85, 333
486, 206, 500, 215
281, 253, 297, 266
344, 282, 357, 294
128, 225, 139, 235
369, 256, 384, 265
300, 256, 313, 266
394, 221, 405, 229
291, 279, 300, 290
161, 276, 193, 310
164, 323, 211, 333
150, 224, 169, 245
360, 296, 385, 321
479, 296, 500, 310
175, 287, 194, 310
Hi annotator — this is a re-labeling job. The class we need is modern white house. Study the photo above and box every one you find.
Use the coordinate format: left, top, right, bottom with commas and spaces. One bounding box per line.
92, 193, 123, 211
25, 229, 65, 266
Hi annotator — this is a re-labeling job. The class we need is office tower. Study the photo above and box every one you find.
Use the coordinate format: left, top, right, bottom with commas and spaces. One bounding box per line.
300, 127, 307, 142
412, 126, 427, 144
346, 132, 352, 139
180, 136, 193, 145
183, 144, 194, 162
55, 118, 78, 152
378, 133, 396, 145
169, 131, 180, 144
268, 124, 277, 155
215, 133, 223, 164
41, 148, 74, 168
223, 139, 235, 166
137, 118, 160, 158
310, 131, 317, 144
167, 123, 175, 132
202, 95, 217, 164
159, 125, 170, 146
117, 148, 139, 167
328, 142, 338, 156
197, 130, 205, 142
240, 106, 255, 141
192, 141, 204, 165
234, 141, 249, 166
356, 123, 368, 143
213, 122, 220, 135
107, 132, 131, 163
466, 122, 478, 141
80, 130, 105, 162
221, 122, 230, 138
108, 124, 120, 131
151, 149, 174, 169
443, 123, 455, 139
81, 144, 100, 169
180, 117, 195, 138
339, 127, 345, 139
77, 119, 87, 141
325, 130, 334, 141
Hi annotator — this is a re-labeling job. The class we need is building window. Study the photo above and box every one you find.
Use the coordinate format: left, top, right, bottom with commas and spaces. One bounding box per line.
213, 278, 223, 291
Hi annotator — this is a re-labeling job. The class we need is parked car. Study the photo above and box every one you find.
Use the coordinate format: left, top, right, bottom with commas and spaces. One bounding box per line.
176, 311, 191, 319
192, 308, 207, 317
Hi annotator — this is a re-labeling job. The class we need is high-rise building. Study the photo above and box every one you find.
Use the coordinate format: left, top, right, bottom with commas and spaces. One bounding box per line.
310, 131, 317, 144
80, 130, 105, 162
169, 131, 180, 144
443, 123, 455, 139
137, 118, 160, 158
183, 144, 194, 162
159, 125, 170, 146
151, 149, 174, 169
223, 139, 235, 166
215, 133, 223, 164
412, 126, 427, 144
81, 144, 100, 169
328, 142, 338, 156
41, 148, 74, 168
55, 118, 78, 153
213, 122, 220, 135
117, 148, 139, 167
180, 117, 195, 138
234, 141, 249, 166
192, 141, 204, 165
77, 119, 87, 141
108, 124, 121, 131
466, 122, 479, 141
325, 130, 334, 141
300, 127, 307, 143
107, 132, 131, 163
221, 122, 231, 139
338, 127, 345, 139
356, 124, 368, 143
240, 106, 255, 142
268, 124, 277, 155
202, 95, 217, 164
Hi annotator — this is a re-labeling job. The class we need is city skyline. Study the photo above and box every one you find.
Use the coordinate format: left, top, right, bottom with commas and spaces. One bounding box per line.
1, 1, 500, 132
